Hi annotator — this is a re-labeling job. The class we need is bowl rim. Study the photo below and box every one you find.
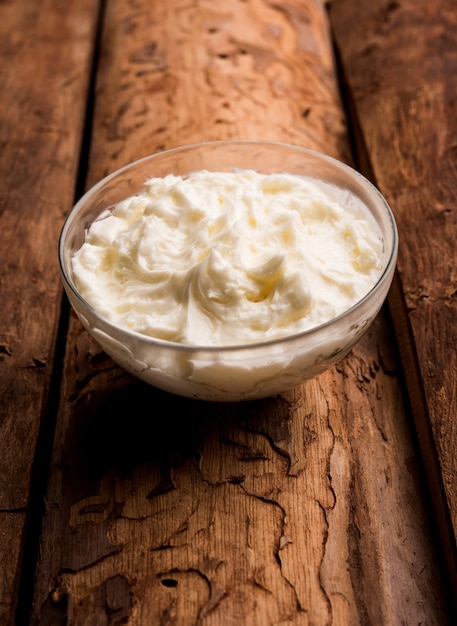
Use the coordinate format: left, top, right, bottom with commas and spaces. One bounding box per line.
59, 139, 399, 353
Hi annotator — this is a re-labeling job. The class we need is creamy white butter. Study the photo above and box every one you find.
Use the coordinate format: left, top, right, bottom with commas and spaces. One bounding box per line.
72, 170, 383, 347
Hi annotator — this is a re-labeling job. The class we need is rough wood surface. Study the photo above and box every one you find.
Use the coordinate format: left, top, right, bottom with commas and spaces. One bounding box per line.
86, 0, 350, 187
330, 0, 457, 590
29, 1, 452, 624
0, 0, 99, 622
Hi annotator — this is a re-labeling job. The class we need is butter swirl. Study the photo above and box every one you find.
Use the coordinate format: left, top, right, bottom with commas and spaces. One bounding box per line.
72, 170, 383, 346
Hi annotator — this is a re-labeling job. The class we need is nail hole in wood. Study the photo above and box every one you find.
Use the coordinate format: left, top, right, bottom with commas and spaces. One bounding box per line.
161, 578, 178, 588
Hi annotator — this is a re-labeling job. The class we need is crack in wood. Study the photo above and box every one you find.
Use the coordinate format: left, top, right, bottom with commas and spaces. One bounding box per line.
221, 437, 269, 462
147, 470, 177, 499
227, 474, 246, 484
0, 344, 13, 357
316, 499, 333, 623
238, 482, 308, 614
25, 358, 47, 369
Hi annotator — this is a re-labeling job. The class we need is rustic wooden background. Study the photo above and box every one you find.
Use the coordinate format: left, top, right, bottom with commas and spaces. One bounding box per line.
0, 0, 455, 624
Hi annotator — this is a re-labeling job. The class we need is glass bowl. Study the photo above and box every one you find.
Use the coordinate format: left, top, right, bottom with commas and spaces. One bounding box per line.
59, 140, 398, 401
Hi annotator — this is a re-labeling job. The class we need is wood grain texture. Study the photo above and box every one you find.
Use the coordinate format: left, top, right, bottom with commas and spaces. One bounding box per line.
329, 0, 457, 589
86, 0, 350, 185
29, 0, 451, 624
0, 0, 100, 622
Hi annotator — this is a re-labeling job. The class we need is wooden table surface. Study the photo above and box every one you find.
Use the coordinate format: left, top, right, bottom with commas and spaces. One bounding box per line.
1, 0, 456, 624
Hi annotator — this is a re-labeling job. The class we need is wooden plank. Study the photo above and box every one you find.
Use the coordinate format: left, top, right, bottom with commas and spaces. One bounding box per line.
32, 0, 453, 623
85, 0, 351, 185
0, 0, 100, 623
329, 0, 457, 590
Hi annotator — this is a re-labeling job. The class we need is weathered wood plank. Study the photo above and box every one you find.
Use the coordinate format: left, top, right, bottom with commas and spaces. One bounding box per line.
329, 0, 457, 591
32, 0, 452, 623
85, 0, 350, 187
0, 0, 100, 622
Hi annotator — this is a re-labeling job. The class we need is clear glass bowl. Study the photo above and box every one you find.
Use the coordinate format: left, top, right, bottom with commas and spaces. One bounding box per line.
59, 140, 398, 401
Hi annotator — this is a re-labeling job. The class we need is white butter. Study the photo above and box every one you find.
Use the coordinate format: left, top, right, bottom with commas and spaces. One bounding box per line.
72, 170, 383, 347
